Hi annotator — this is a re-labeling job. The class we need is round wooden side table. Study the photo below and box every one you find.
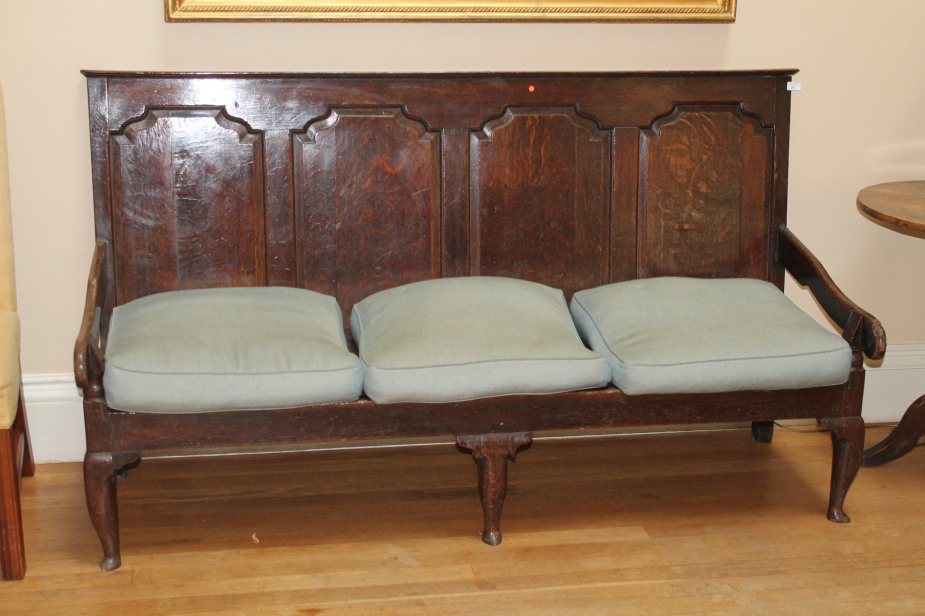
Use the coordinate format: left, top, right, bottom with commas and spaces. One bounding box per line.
858, 181, 925, 466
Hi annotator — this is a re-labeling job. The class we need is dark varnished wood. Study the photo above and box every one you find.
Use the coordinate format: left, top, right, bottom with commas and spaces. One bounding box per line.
83, 450, 141, 571
73, 241, 106, 396
110, 109, 266, 302
0, 428, 25, 580
77, 70, 882, 570
86, 384, 860, 454
470, 107, 609, 293
1, 389, 34, 580
820, 416, 866, 523
83, 71, 799, 312
294, 108, 442, 321
456, 432, 532, 545
750, 421, 775, 444
12, 388, 33, 480
640, 105, 772, 279
778, 226, 886, 361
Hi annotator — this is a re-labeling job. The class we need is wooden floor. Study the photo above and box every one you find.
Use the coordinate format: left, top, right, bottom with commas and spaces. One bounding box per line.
2, 425, 925, 615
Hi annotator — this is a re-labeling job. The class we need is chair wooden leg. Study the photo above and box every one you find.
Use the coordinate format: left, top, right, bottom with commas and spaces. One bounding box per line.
0, 428, 26, 580
751, 421, 774, 444
456, 432, 532, 546
84, 452, 123, 571
12, 389, 33, 477
84, 451, 140, 571
820, 416, 865, 524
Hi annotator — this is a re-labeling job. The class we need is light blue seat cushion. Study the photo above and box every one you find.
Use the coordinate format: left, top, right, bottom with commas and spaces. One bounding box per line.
570, 277, 852, 395
104, 287, 364, 413
350, 277, 612, 404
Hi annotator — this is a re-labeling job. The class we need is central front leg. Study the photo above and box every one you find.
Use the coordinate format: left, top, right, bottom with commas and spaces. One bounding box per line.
456, 432, 532, 546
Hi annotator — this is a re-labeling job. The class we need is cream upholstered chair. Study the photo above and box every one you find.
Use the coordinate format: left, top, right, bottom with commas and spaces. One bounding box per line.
0, 83, 34, 581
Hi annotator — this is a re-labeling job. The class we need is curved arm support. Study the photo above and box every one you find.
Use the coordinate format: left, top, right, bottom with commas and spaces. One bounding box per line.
778, 226, 886, 361
74, 241, 108, 394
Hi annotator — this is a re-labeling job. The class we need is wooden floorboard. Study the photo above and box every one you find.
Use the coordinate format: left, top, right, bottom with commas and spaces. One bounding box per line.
2, 425, 925, 614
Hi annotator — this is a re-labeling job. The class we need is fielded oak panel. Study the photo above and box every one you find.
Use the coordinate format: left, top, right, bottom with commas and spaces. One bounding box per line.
639, 105, 772, 280
470, 107, 611, 297
86, 71, 799, 313
294, 108, 441, 320
109, 108, 265, 303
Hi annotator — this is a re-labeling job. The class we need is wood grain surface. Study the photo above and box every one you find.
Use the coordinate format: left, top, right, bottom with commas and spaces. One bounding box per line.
4, 426, 924, 615
857, 181, 925, 238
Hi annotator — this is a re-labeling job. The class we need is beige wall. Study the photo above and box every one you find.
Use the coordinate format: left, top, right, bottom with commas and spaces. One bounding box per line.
1, 0, 924, 376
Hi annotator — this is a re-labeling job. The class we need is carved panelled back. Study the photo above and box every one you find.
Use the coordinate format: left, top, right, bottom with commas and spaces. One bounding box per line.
85, 71, 794, 320
108, 108, 267, 301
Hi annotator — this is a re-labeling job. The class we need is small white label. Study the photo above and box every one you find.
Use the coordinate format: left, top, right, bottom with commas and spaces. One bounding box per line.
787, 82, 802, 91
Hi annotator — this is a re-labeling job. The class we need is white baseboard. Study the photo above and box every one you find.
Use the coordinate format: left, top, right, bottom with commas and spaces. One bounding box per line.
861, 343, 925, 424
22, 374, 86, 464
21, 343, 925, 464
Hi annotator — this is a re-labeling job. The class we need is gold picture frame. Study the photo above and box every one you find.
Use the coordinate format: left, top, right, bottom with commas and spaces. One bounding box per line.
165, 0, 736, 22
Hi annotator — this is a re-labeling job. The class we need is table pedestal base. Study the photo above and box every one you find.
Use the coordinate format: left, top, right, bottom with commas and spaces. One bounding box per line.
862, 394, 925, 466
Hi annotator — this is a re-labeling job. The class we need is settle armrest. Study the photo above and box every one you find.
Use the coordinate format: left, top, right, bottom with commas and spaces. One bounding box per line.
74, 241, 108, 392
778, 226, 886, 361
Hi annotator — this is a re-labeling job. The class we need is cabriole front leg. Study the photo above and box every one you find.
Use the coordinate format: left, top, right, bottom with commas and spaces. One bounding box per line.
456, 432, 532, 546
84, 451, 139, 571
820, 416, 864, 524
